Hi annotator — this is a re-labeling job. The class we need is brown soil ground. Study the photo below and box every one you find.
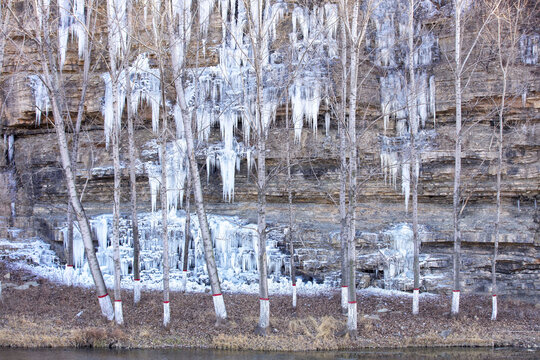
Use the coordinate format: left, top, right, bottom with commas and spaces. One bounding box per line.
0, 261, 538, 351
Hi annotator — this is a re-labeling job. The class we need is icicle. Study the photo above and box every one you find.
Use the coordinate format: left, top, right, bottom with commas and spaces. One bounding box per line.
58, 0, 71, 69
429, 75, 436, 124
520, 33, 539, 65
402, 162, 410, 211
72, 0, 86, 58
28, 75, 50, 126
7, 134, 14, 164
146, 164, 161, 213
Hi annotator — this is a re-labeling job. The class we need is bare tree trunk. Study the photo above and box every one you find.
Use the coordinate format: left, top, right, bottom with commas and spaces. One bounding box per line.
284, 89, 296, 309
452, 0, 463, 316
492, 14, 508, 322
159, 119, 170, 327
36, 1, 113, 320
124, 0, 141, 306
65, 0, 94, 287
182, 171, 191, 292
346, 2, 360, 336
167, 4, 226, 320
112, 99, 123, 325
408, 0, 420, 316
65, 206, 75, 285
256, 135, 270, 334
339, 16, 349, 316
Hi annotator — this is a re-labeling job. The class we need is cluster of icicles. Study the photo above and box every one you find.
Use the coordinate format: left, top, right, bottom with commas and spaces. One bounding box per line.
374, 0, 438, 210
62, 212, 291, 288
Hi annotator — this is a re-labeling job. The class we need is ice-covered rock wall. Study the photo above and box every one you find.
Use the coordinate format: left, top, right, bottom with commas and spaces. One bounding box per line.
63, 212, 290, 289
374, 0, 439, 210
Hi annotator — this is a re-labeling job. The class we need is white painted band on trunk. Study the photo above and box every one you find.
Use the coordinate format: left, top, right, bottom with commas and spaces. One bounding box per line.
98, 294, 114, 320
292, 285, 297, 308
451, 291, 460, 315
133, 280, 141, 304
491, 295, 497, 321
163, 302, 170, 326
182, 271, 187, 292
341, 287, 348, 311
259, 299, 270, 329
213, 294, 227, 320
413, 289, 419, 315
114, 301, 123, 325
64, 265, 74, 286
347, 302, 357, 331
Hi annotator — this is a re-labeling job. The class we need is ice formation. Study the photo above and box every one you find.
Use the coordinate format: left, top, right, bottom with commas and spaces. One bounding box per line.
289, 4, 337, 142
520, 33, 539, 65
375, 0, 438, 210
379, 223, 414, 290
59, 212, 292, 291
102, 53, 161, 147
28, 75, 51, 126
56, 0, 87, 69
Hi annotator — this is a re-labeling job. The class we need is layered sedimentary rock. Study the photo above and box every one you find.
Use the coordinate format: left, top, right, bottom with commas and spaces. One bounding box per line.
0, 1, 538, 296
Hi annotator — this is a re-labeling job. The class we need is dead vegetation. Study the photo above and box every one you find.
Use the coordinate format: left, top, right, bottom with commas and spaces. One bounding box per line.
0, 263, 538, 350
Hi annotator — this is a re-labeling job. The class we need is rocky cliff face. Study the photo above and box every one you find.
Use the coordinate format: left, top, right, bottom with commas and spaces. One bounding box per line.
0, 1, 538, 297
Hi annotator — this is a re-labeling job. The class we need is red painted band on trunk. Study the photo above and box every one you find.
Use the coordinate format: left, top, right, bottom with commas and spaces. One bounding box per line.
259, 298, 269, 301
134, 279, 140, 281
453, 290, 460, 293
413, 288, 419, 291
183, 270, 187, 272
98, 293, 108, 299
115, 300, 122, 302
292, 284, 296, 286
66, 265, 74, 267
163, 301, 170, 304
342, 286, 348, 288
493, 294, 497, 297
213, 293, 222, 297
348, 301, 357, 304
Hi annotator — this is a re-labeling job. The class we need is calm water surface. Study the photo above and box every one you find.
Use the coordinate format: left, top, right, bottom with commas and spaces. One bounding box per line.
1, 348, 538, 360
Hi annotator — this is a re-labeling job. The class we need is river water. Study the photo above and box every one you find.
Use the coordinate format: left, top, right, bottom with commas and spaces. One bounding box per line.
1, 348, 538, 359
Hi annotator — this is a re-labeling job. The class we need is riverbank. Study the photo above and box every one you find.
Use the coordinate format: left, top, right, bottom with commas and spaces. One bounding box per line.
0, 262, 538, 351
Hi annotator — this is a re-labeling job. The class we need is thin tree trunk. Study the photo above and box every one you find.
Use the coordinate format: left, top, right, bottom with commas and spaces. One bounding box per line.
168, 13, 226, 320
408, 0, 420, 316
112, 98, 123, 325
65, 205, 75, 284
124, 0, 141, 306
346, 2, 360, 336
159, 119, 170, 327
285, 89, 296, 309
182, 171, 191, 292
492, 16, 507, 322
452, 0, 463, 316
256, 135, 269, 334
65, 0, 94, 286
339, 15, 349, 316
36, 2, 113, 320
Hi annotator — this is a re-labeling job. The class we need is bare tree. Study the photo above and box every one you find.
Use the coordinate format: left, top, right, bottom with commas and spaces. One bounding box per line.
337, 0, 374, 336
165, 0, 227, 325
487, 0, 533, 321
407, 0, 420, 316
451, 0, 499, 316
30, 0, 113, 320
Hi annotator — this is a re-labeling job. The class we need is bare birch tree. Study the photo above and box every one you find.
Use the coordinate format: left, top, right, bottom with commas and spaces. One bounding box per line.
165, 0, 227, 325
30, 0, 113, 320
337, 0, 374, 336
